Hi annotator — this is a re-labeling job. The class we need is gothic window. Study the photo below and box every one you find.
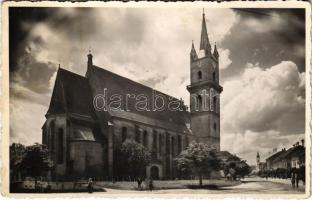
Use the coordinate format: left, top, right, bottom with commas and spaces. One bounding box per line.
171, 136, 175, 155
198, 95, 202, 110
159, 134, 163, 154
50, 121, 55, 152
135, 125, 140, 143
57, 128, 64, 164
198, 71, 202, 80
122, 127, 127, 142
213, 71, 216, 81
213, 123, 217, 131
185, 137, 189, 148
143, 130, 148, 147
213, 96, 217, 112
152, 130, 157, 159
178, 135, 182, 153
166, 133, 170, 154
153, 130, 157, 151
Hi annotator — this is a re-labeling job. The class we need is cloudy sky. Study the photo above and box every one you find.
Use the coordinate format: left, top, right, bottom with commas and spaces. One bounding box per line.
9, 7, 306, 165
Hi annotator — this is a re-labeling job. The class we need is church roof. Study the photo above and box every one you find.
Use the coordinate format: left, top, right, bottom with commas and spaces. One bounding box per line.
87, 65, 190, 133
46, 68, 97, 119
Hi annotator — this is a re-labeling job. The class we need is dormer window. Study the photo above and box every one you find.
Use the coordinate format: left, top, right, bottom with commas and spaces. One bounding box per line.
198, 71, 202, 80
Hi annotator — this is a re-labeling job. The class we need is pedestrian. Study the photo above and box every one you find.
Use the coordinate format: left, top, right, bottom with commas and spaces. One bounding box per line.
291, 172, 295, 188
149, 178, 154, 191
295, 171, 299, 188
87, 178, 93, 193
137, 177, 143, 190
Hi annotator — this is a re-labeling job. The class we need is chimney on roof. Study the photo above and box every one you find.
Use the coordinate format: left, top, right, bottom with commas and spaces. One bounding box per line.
296, 142, 300, 146
301, 139, 305, 147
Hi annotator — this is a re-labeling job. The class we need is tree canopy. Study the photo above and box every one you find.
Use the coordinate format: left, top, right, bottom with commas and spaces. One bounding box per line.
115, 140, 151, 178
10, 143, 26, 181
20, 143, 53, 180
175, 142, 220, 186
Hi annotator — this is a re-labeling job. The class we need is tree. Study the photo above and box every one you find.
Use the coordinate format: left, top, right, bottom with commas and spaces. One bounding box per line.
175, 142, 220, 186
10, 143, 26, 181
115, 140, 151, 179
236, 160, 252, 179
21, 143, 53, 183
223, 156, 251, 180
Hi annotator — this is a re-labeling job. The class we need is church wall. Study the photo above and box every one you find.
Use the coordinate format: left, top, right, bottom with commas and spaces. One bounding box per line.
110, 117, 189, 179
43, 115, 68, 180
69, 141, 104, 177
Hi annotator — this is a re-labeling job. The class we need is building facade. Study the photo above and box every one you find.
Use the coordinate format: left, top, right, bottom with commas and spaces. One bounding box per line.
42, 12, 222, 180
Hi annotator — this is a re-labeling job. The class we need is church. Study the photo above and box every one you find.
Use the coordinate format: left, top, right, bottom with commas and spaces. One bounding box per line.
42, 12, 223, 180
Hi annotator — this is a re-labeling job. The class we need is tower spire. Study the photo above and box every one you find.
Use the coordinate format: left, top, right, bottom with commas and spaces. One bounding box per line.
87, 49, 93, 68
190, 40, 198, 62
213, 42, 219, 58
200, 9, 211, 56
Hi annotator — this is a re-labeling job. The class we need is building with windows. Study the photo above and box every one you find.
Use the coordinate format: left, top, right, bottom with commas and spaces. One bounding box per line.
42, 12, 222, 180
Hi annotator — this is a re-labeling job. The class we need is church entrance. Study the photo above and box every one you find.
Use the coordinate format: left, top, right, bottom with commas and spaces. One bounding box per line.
150, 166, 159, 180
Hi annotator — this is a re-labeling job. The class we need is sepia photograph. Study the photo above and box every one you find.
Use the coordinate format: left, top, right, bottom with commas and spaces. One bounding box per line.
1, 1, 310, 197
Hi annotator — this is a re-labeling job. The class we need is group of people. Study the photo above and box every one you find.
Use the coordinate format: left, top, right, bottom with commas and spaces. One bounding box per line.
136, 177, 154, 191
291, 171, 303, 189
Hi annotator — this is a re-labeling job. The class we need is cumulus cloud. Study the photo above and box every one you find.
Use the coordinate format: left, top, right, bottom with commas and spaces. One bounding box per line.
10, 8, 238, 144
221, 130, 304, 165
9, 8, 306, 166
221, 61, 305, 135
219, 48, 232, 70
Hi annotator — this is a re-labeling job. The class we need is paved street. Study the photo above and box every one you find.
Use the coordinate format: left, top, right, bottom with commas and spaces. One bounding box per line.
101, 177, 305, 194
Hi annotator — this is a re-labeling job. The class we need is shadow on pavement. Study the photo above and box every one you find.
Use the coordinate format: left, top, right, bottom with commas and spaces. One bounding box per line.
187, 185, 234, 191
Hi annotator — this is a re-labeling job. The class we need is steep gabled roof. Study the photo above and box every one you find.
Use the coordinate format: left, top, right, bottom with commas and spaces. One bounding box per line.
46, 68, 96, 119
87, 65, 190, 133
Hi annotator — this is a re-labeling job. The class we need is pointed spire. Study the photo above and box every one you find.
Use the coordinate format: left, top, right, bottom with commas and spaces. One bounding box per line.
87, 49, 93, 68
213, 42, 219, 58
190, 40, 198, 62
200, 9, 211, 56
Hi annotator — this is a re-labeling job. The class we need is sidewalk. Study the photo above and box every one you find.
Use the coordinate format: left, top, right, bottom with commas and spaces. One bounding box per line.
265, 177, 305, 190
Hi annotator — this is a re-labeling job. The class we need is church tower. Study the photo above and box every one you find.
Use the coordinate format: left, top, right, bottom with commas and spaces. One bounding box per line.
187, 11, 223, 151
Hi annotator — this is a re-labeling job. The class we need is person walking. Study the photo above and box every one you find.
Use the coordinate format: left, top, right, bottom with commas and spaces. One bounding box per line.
149, 178, 154, 191
87, 178, 93, 193
137, 177, 143, 190
295, 171, 299, 188
291, 172, 295, 188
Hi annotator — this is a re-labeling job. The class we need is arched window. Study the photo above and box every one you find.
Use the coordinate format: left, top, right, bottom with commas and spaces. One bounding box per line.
143, 130, 148, 147
159, 134, 163, 154
213, 123, 217, 131
57, 128, 64, 164
171, 136, 175, 155
153, 130, 157, 151
178, 135, 182, 153
198, 71, 202, 80
135, 125, 140, 143
213, 96, 217, 112
166, 133, 170, 154
122, 127, 127, 142
213, 72, 216, 81
50, 121, 55, 152
198, 95, 202, 110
